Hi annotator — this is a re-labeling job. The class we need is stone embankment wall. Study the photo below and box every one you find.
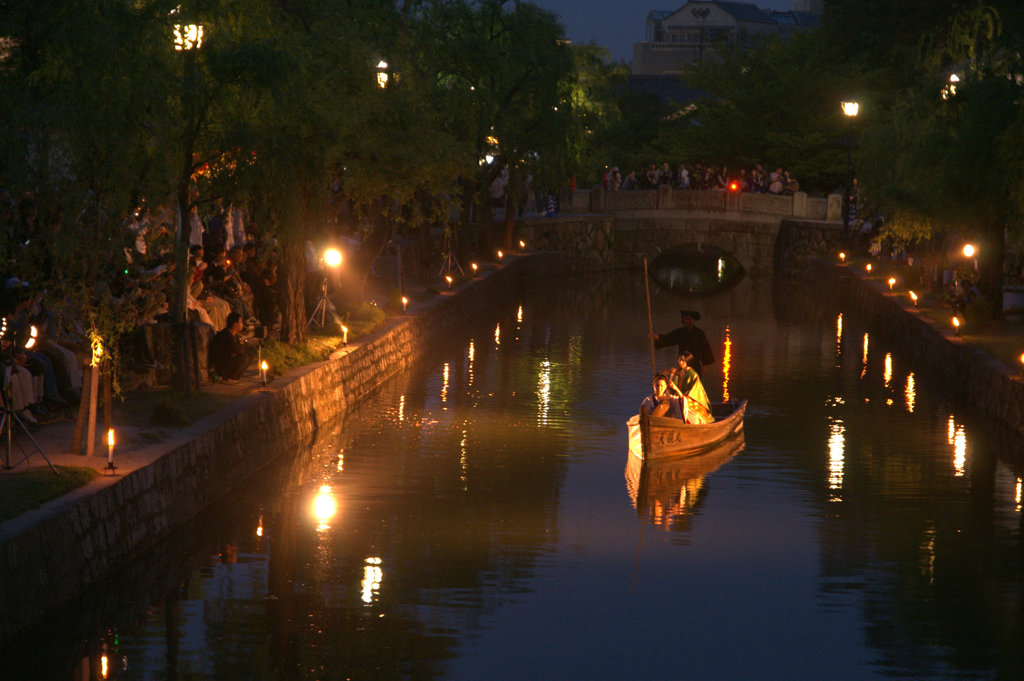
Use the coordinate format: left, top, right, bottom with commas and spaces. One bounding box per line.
814, 262, 1024, 437
519, 213, 842, 275
0, 253, 567, 647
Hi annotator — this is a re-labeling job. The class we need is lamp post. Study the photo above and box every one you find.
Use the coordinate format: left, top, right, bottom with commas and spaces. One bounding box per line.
841, 100, 859, 239
172, 15, 204, 393
691, 7, 710, 64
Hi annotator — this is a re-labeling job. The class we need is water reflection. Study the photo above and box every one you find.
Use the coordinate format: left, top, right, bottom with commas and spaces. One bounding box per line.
625, 434, 745, 531
8, 272, 1024, 680
648, 243, 746, 295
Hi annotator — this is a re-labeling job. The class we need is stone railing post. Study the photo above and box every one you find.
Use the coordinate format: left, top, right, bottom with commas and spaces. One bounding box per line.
656, 184, 673, 209
826, 193, 842, 221
792, 191, 808, 218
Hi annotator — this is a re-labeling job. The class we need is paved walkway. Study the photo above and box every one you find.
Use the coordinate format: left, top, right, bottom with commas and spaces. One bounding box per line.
0, 365, 271, 540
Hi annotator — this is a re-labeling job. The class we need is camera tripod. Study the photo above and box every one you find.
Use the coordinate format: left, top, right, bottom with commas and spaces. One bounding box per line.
0, 375, 57, 473
438, 229, 463, 279
307, 277, 331, 330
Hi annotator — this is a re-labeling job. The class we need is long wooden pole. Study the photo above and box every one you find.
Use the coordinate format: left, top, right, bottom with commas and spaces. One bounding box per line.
643, 258, 656, 376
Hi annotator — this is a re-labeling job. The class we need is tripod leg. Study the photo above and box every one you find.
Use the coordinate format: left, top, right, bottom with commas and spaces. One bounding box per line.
2, 408, 57, 474
1, 410, 10, 470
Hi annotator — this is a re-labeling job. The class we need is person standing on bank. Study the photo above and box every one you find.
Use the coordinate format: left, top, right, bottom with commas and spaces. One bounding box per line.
650, 310, 715, 377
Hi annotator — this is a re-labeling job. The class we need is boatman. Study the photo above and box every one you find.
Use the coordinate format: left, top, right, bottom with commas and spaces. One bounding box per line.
650, 309, 714, 377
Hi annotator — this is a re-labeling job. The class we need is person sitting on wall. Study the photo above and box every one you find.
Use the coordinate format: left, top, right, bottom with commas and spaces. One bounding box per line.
668, 351, 713, 424
640, 372, 684, 420
209, 312, 256, 382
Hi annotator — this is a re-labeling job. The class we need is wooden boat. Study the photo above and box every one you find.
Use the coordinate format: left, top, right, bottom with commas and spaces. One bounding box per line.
625, 432, 746, 521
626, 399, 746, 461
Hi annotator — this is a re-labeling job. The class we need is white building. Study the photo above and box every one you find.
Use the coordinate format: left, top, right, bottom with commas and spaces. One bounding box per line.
631, 0, 821, 76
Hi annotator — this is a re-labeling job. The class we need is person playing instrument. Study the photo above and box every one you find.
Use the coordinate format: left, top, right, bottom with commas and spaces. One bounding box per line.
669, 352, 713, 424
640, 372, 684, 420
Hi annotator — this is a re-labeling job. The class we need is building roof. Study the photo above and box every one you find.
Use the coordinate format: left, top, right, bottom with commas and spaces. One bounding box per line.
770, 10, 821, 27
713, 1, 773, 24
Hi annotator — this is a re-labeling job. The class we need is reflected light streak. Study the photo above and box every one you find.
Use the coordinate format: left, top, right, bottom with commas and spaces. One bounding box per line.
1016, 477, 1022, 512
398, 395, 405, 422
721, 325, 732, 401
441, 362, 450, 403
362, 557, 383, 604
517, 305, 523, 324
884, 353, 892, 388
717, 257, 725, 282
467, 341, 475, 386
101, 654, 109, 679
947, 415, 956, 445
460, 428, 468, 485
337, 450, 344, 473
256, 513, 264, 538
538, 360, 551, 425
922, 526, 936, 585
861, 333, 869, 378
494, 322, 501, 346
313, 485, 337, 531
835, 314, 843, 360
953, 424, 967, 477
905, 373, 916, 413
828, 419, 845, 500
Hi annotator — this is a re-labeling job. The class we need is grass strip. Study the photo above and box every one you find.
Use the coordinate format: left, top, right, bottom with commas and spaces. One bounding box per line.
0, 466, 99, 524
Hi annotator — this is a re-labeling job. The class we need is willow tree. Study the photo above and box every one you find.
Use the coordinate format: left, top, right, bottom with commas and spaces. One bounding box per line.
0, 0, 177, 388
852, 1, 1024, 318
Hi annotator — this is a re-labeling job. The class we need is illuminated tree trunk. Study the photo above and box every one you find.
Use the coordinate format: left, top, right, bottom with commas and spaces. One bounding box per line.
278, 237, 308, 344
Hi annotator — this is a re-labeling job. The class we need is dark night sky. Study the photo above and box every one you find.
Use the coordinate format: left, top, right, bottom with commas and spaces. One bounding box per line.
530, 0, 800, 62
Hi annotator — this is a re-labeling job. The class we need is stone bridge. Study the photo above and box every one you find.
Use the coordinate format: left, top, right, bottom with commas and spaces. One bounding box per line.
517, 187, 844, 274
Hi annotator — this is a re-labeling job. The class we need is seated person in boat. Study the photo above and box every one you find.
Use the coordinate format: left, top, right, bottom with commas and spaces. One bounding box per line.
669, 352, 713, 424
641, 372, 684, 419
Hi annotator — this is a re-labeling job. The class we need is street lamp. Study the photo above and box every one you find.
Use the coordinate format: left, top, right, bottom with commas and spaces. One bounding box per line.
376, 60, 389, 89
841, 100, 859, 239
171, 13, 204, 393
173, 23, 204, 51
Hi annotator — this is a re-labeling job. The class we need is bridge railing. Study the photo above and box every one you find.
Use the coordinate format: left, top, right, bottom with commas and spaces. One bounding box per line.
564, 186, 840, 221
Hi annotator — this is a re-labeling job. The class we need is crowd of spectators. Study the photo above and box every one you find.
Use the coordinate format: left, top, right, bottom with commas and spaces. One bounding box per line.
601, 162, 801, 195
0, 193, 296, 431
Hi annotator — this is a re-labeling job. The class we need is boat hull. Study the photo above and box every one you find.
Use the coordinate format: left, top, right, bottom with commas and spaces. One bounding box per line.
627, 400, 747, 461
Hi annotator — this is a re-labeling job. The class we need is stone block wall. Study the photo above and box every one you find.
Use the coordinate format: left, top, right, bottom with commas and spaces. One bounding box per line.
812, 264, 1024, 438
0, 253, 568, 647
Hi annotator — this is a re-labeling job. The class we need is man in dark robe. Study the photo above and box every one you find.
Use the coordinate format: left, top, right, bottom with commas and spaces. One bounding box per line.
209, 312, 255, 381
651, 310, 715, 376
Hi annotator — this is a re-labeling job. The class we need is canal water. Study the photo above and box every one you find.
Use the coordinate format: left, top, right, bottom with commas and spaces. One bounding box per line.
7, 270, 1024, 680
